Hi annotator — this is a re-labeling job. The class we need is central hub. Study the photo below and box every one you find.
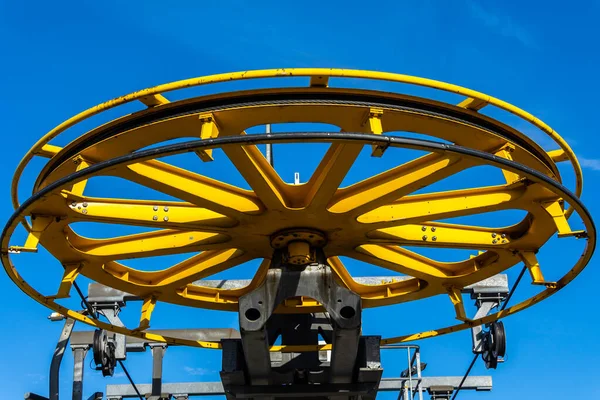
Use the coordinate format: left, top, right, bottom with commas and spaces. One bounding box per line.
270, 228, 327, 266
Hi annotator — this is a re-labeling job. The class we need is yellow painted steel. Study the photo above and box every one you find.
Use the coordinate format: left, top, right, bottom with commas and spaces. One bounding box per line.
2, 69, 593, 352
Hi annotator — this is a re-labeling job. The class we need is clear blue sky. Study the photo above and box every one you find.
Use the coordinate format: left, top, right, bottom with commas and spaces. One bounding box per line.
1, 1, 599, 399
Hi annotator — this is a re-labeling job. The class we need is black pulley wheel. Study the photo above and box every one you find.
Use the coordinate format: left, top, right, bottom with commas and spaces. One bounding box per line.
93, 329, 116, 377
482, 321, 506, 369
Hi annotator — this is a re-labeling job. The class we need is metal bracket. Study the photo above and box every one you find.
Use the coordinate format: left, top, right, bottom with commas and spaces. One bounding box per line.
466, 275, 509, 353
238, 261, 362, 385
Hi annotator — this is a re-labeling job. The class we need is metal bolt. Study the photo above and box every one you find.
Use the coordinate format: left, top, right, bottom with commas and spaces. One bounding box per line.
82, 209, 88, 214
70, 201, 76, 207
491, 233, 497, 238
164, 206, 169, 212
421, 226, 427, 232
422, 235, 427, 241
432, 236, 437, 241
163, 216, 169, 222
82, 202, 88, 207
431, 227, 436, 232
492, 239, 497, 244
152, 216, 158, 221
502, 240, 507, 243
501, 233, 506, 238
153, 206, 159, 211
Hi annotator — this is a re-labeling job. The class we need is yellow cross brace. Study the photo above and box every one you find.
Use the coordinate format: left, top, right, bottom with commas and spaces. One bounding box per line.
447, 286, 468, 321
457, 97, 489, 111
52, 263, 83, 299
139, 93, 170, 108
495, 143, 520, 184
135, 296, 157, 331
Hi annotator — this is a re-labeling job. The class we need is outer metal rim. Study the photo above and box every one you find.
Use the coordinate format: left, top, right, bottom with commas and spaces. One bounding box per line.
12, 68, 582, 232
38, 91, 557, 183
2, 132, 594, 351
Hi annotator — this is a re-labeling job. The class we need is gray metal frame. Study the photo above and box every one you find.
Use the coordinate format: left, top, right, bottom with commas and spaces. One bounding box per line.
28, 273, 507, 400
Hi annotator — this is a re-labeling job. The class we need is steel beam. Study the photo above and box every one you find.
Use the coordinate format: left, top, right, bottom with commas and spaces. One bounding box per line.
50, 318, 75, 400
150, 345, 166, 397
106, 376, 491, 398
70, 328, 240, 348
89, 275, 507, 299
72, 346, 89, 400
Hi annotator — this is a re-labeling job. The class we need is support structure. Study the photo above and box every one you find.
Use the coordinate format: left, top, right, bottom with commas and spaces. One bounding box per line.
6, 68, 591, 400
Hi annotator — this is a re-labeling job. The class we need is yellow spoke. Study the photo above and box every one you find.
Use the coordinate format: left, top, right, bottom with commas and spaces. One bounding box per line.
182, 258, 271, 299
66, 228, 231, 260
351, 245, 451, 280
329, 153, 470, 215
303, 143, 363, 209
368, 223, 516, 250
66, 196, 236, 230
157, 249, 251, 287
118, 160, 262, 218
358, 183, 527, 226
222, 144, 288, 210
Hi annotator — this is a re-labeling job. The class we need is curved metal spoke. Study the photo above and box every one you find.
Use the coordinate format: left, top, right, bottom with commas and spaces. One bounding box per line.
367, 222, 520, 250
119, 159, 262, 219
329, 152, 471, 216
65, 195, 236, 231
159, 249, 252, 288
304, 143, 363, 209
66, 228, 231, 260
222, 143, 288, 211
358, 183, 528, 227
349, 245, 451, 281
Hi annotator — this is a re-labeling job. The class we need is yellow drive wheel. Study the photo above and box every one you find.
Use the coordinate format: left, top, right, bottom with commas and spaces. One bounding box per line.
1, 69, 594, 351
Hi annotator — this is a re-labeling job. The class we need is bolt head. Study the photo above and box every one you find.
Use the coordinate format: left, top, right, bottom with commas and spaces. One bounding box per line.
153, 206, 159, 211
432, 236, 437, 241
82, 209, 88, 214
501, 233, 506, 238
163, 216, 169, 222
431, 227, 436, 232
492, 233, 497, 238
82, 202, 88, 207
492, 239, 497, 244
152, 215, 158, 221
421, 226, 427, 232
422, 235, 427, 241
164, 206, 169, 212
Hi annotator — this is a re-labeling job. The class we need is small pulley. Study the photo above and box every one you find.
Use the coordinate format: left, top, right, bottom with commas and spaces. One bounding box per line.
93, 329, 116, 377
481, 321, 506, 369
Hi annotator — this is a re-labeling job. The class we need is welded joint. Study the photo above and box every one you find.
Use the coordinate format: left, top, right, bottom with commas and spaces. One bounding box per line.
547, 148, 569, 163
51, 262, 83, 299
309, 76, 329, 87
518, 251, 557, 288
196, 113, 220, 162
9, 214, 56, 253
446, 286, 468, 322
457, 96, 489, 111
362, 108, 388, 157
139, 94, 170, 108
35, 143, 63, 158
494, 143, 520, 184
134, 296, 157, 331
540, 200, 587, 239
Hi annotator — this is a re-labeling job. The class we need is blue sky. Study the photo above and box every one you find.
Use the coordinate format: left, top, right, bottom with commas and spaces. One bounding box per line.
1, 1, 599, 399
